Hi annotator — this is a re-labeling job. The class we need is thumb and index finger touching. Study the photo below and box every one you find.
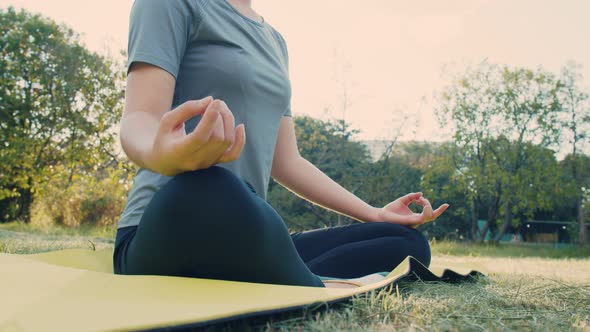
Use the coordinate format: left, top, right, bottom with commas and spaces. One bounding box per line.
398, 192, 450, 225
163, 96, 246, 162
399, 192, 423, 205
161, 97, 242, 142
415, 196, 450, 222
161, 96, 214, 131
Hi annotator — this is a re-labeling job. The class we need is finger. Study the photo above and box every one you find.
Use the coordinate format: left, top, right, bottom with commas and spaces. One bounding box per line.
398, 192, 423, 205
161, 96, 213, 131
431, 204, 450, 220
182, 117, 224, 169
208, 113, 226, 147
187, 100, 224, 146
412, 201, 448, 228
217, 123, 246, 163
416, 197, 434, 220
423, 198, 434, 219
217, 100, 235, 148
415, 197, 431, 209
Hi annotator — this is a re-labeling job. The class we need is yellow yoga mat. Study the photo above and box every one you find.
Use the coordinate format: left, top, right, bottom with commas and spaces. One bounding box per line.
0, 249, 483, 331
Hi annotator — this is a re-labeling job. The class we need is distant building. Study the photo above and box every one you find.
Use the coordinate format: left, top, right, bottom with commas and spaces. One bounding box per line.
477, 219, 586, 245
521, 220, 573, 244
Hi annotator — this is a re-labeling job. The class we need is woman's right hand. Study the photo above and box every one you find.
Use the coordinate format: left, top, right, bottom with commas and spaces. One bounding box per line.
145, 97, 246, 176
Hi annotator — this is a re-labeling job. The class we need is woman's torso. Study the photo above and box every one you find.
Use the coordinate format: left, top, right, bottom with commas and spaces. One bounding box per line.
118, 0, 292, 229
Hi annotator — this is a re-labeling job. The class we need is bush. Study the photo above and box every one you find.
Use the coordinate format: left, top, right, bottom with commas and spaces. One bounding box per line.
31, 165, 133, 228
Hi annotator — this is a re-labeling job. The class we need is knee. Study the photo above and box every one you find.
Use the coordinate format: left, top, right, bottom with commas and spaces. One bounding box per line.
165, 166, 253, 203
172, 165, 241, 190
359, 222, 432, 267
148, 166, 257, 229
149, 166, 230, 211
377, 223, 431, 267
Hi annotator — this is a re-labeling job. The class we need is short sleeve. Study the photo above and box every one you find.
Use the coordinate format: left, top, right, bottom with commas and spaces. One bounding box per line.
283, 104, 292, 117
127, 0, 202, 79
272, 30, 292, 117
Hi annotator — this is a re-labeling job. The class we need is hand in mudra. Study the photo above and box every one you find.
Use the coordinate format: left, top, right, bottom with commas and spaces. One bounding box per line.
147, 96, 246, 176
375, 192, 449, 227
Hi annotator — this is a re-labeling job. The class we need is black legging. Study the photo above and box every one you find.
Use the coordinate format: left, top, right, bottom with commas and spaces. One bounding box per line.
113, 166, 431, 287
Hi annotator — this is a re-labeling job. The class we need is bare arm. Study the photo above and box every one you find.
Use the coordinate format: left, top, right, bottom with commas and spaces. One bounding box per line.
120, 62, 246, 176
270, 116, 380, 222
119, 62, 175, 169
270, 116, 449, 225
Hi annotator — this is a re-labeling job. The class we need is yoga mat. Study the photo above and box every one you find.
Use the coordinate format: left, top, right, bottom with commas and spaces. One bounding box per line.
0, 249, 484, 331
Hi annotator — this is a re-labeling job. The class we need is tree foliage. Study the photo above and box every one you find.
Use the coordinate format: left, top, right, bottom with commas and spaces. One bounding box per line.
0, 7, 125, 222
557, 63, 590, 244
421, 143, 472, 240
436, 61, 565, 242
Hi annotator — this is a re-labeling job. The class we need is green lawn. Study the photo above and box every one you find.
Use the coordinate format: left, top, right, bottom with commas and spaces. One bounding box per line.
1, 222, 589, 331
431, 239, 590, 259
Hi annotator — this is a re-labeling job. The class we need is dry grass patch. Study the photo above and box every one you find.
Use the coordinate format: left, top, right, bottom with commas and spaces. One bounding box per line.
265, 271, 589, 331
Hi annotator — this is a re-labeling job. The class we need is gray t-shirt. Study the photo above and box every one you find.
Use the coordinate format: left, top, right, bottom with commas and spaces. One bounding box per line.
118, 0, 292, 229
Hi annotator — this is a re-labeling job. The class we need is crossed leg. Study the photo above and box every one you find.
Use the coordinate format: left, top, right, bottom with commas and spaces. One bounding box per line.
291, 222, 431, 279
114, 166, 430, 288
114, 166, 324, 287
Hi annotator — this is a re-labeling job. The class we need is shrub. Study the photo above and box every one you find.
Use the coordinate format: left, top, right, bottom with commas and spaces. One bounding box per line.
31, 165, 133, 228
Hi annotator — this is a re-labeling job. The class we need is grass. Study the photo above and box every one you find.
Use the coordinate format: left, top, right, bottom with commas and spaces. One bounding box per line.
431, 240, 590, 259
0, 220, 116, 238
260, 275, 589, 331
0, 222, 114, 254
1, 222, 589, 331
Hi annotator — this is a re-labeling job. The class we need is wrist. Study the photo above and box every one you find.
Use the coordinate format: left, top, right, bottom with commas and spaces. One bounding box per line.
363, 206, 384, 223
141, 144, 175, 176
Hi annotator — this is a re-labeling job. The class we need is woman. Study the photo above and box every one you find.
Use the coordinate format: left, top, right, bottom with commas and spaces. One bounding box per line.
114, 0, 449, 288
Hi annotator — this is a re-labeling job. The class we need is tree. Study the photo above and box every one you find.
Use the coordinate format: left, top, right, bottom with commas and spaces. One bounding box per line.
357, 141, 435, 210
556, 154, 590, 245
0, 7, 125, 222
421, 142, 473, 241
557, 63, 590, 245
436, 61, 563, 242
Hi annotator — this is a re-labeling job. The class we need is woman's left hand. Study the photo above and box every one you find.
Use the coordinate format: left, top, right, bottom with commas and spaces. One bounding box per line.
374, 192, 449, 227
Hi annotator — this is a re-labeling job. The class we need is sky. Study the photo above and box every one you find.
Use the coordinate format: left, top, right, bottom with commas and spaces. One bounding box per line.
1, 0, 589, 148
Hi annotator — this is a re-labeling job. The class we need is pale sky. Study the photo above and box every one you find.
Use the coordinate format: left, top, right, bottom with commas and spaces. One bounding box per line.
1, 0, 589, 147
